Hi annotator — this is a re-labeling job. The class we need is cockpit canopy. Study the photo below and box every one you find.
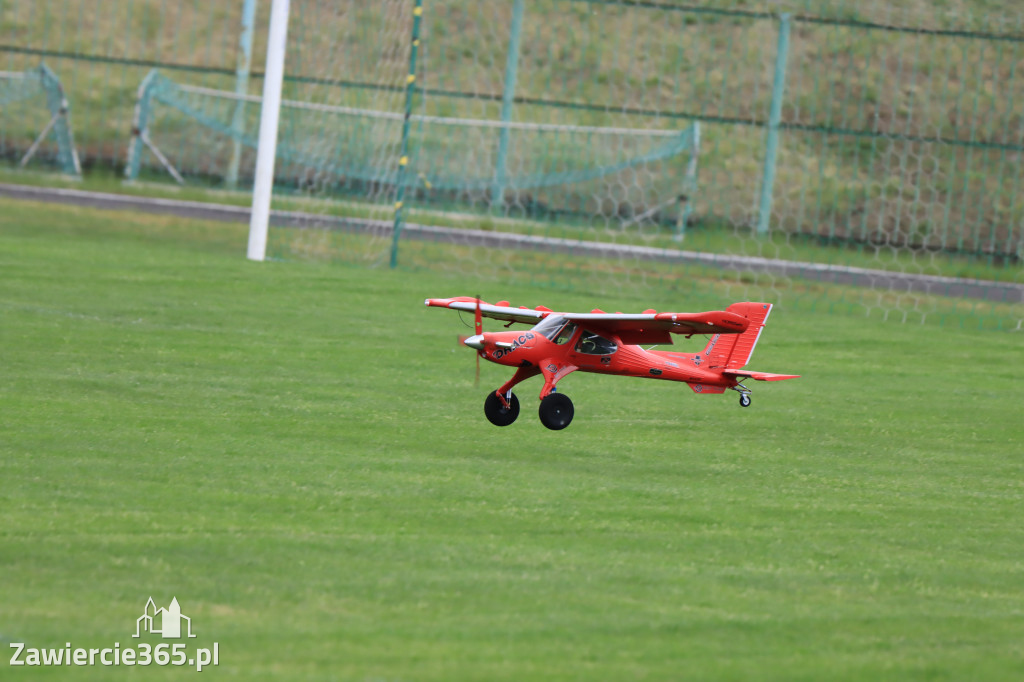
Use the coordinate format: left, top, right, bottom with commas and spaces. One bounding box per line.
531, 315, 577, 345
532, 315, 617, 354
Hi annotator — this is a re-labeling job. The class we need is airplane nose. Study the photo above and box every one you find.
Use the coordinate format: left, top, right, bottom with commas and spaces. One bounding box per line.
463, 334, 485, 350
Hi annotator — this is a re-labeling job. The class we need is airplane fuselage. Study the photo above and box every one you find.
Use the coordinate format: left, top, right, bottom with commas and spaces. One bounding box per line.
468, 327, 734, 397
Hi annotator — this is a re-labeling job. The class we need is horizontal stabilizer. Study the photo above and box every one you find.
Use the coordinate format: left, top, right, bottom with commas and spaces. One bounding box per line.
723, 369, 800, 382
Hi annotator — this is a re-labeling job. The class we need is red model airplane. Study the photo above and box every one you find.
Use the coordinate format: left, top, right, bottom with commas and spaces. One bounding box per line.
425, 297, 799, 430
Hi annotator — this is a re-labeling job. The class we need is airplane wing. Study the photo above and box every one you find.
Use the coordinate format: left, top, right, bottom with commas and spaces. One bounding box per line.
562, 310, 750, 340
425, 297, 751, 341
424, 297, 552, 325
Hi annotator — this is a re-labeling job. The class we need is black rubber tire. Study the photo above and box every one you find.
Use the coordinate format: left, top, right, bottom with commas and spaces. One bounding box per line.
538, 392, 574, 430
739, 394, 751, 407
484, 391, 520, 426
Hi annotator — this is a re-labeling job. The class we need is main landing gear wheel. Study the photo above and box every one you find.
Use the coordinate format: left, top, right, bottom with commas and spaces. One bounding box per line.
739, 394, 751, 408
484, 391, 520, 426
539, 393, 574, 430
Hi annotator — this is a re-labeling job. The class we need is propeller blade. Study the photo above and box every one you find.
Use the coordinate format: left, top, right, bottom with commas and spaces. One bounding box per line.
456, 334, 482, 387
474, 295, 482, 386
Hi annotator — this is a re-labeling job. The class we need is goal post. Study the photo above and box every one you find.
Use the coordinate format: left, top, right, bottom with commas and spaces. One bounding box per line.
248, 0, 290, 262
0, 63, 81, 176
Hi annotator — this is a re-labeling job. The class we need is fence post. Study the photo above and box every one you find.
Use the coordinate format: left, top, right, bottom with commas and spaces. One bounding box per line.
125, 70, 158, 181
756, 12, 791, 235
676, 122, 700, 241
226, 0, 258, 188
389, 0, 424, 269
491, 0, 525, 214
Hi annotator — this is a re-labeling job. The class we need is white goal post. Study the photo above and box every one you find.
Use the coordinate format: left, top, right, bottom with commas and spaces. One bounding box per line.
247, 0, 290, 262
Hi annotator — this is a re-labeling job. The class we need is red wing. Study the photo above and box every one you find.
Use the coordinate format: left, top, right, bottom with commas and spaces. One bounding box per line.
425, 298, 750, 338
564, 310, 749, 337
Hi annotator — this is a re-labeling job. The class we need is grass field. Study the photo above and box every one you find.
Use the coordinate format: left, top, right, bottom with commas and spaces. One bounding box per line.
2, 199, 1023, 681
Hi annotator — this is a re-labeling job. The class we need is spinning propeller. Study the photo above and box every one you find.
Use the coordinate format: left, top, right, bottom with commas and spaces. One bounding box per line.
456, 295, 484, 386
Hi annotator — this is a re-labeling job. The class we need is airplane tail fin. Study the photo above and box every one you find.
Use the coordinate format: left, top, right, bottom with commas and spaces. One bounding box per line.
701, 302, 773, 370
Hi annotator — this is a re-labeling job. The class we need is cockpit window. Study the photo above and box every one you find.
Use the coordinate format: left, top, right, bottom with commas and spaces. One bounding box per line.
553, 322, 577, 345
575, 331, 617, 355
532, 315, 569, 341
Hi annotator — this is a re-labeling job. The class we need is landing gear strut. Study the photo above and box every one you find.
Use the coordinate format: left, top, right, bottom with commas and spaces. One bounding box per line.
484, 390, 520, 426
732, 383, 752, 407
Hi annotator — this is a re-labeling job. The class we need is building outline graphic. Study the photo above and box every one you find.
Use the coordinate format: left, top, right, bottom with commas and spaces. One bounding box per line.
133, 597, 197, 639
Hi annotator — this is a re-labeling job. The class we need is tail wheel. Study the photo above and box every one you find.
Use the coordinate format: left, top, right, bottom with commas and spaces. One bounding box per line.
739, 394, 751, 408
539, 393, 574, 430
484, 391, 519, 426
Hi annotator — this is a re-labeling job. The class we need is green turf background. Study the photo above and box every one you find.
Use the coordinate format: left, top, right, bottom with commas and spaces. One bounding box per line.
1, 200, 1022, 680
